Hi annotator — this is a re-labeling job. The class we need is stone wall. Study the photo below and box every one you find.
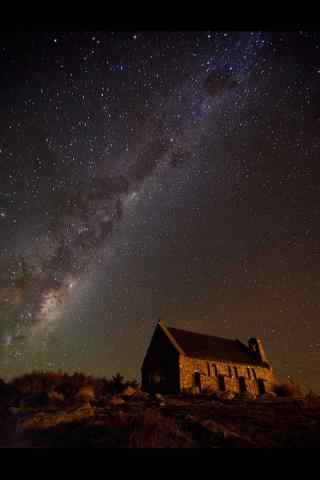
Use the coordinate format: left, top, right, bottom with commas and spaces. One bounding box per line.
179, 355, 275, 395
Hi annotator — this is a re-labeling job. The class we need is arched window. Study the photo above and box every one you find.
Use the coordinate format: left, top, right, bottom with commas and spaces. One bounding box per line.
234, 367, 238, 378
247, 368, 251, 379
228, 366, 232, 377
207, 363, 211, 376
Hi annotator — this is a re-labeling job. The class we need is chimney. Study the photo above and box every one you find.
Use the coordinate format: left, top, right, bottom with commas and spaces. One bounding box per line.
248, 338, 270, 365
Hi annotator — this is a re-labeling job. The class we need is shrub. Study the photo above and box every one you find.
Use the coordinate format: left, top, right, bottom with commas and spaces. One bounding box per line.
109, 373, 126, 394
121, 386, 137, 398
12, 371, 58, 397
75, 385, 95, 403
127, 379, 139, 390
9, 371, 139, 404
304, 390, 320, 409
274, 380, 304, 398
92, 378, 109, 398
106, 374, 140, 396
59, 373, 95, 400
12, 371, 95, 402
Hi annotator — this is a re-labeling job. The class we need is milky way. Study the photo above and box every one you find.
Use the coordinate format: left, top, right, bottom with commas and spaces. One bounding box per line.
0, 31, 320, 389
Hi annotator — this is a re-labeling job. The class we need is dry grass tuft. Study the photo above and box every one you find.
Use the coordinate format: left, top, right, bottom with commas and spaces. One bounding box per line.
304, 390, 320, 409
128, 409, 195, 448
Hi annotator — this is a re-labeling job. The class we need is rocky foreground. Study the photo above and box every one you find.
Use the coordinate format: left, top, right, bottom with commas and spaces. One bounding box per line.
1, 390, 320, 448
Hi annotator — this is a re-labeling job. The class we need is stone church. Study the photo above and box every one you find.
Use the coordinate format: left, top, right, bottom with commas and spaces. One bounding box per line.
141, 320, 276, 395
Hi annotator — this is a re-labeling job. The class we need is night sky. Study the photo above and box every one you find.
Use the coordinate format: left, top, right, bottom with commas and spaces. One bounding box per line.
0, 30, 319, 390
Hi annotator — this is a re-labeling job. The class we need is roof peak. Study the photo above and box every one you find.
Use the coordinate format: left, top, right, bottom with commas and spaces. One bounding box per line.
162, 324, 266, 366
157, 320, 185, 355
166, 324, 240, 344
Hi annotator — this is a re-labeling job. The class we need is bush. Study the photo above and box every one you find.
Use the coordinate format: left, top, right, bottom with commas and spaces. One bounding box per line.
121, 386, 138, 398
10, 371, 139, 404
75, 385, 95, 403
274, 380, 304, 398
92, 378, 109, 398
12, 371, 59, 397
304, 390, 320, 409
59, 373, 95, 400
104, 374, 140, 396
11, 371, 95, 403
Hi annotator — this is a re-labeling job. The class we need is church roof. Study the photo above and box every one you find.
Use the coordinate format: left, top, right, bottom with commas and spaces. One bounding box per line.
163, 324, 267, 367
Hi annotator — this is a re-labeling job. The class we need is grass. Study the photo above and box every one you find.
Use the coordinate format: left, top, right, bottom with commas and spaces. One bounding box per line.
9, 407, 195, 448
128, 409, 195, 448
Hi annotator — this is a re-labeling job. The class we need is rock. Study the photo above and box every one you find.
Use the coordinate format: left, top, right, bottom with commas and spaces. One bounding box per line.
211, 400, 225, 407
121, 386, 137, 398
109, 396, 125, 406
154, 393, 166, 407
16, 404, 96, 433
154, 393, 165, 402
200, 420, 256, 448
215, 390, 235, 401
200, 419, 256, 448
134, 391, 150, 400
236, 391, 256, 401
17, 412, 52, 432
201, 419, 232, 436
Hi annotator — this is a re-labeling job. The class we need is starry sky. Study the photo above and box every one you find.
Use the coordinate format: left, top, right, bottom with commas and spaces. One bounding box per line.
0, 30, 319, 390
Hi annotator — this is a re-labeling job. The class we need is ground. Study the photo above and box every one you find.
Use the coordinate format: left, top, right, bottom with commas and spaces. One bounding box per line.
1, 392, 320, 448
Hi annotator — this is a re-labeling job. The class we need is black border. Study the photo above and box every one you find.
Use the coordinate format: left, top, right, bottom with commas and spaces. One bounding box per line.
1, 446, 315, 476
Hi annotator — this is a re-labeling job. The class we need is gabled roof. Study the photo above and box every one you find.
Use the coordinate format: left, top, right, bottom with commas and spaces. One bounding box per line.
160, 322, 266, 367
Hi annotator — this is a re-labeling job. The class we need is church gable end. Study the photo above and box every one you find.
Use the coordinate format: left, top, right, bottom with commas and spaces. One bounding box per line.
141, 322, 180, 393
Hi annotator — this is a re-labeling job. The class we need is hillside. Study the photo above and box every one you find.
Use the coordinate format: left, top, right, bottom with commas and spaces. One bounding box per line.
0, 374, 319, 448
